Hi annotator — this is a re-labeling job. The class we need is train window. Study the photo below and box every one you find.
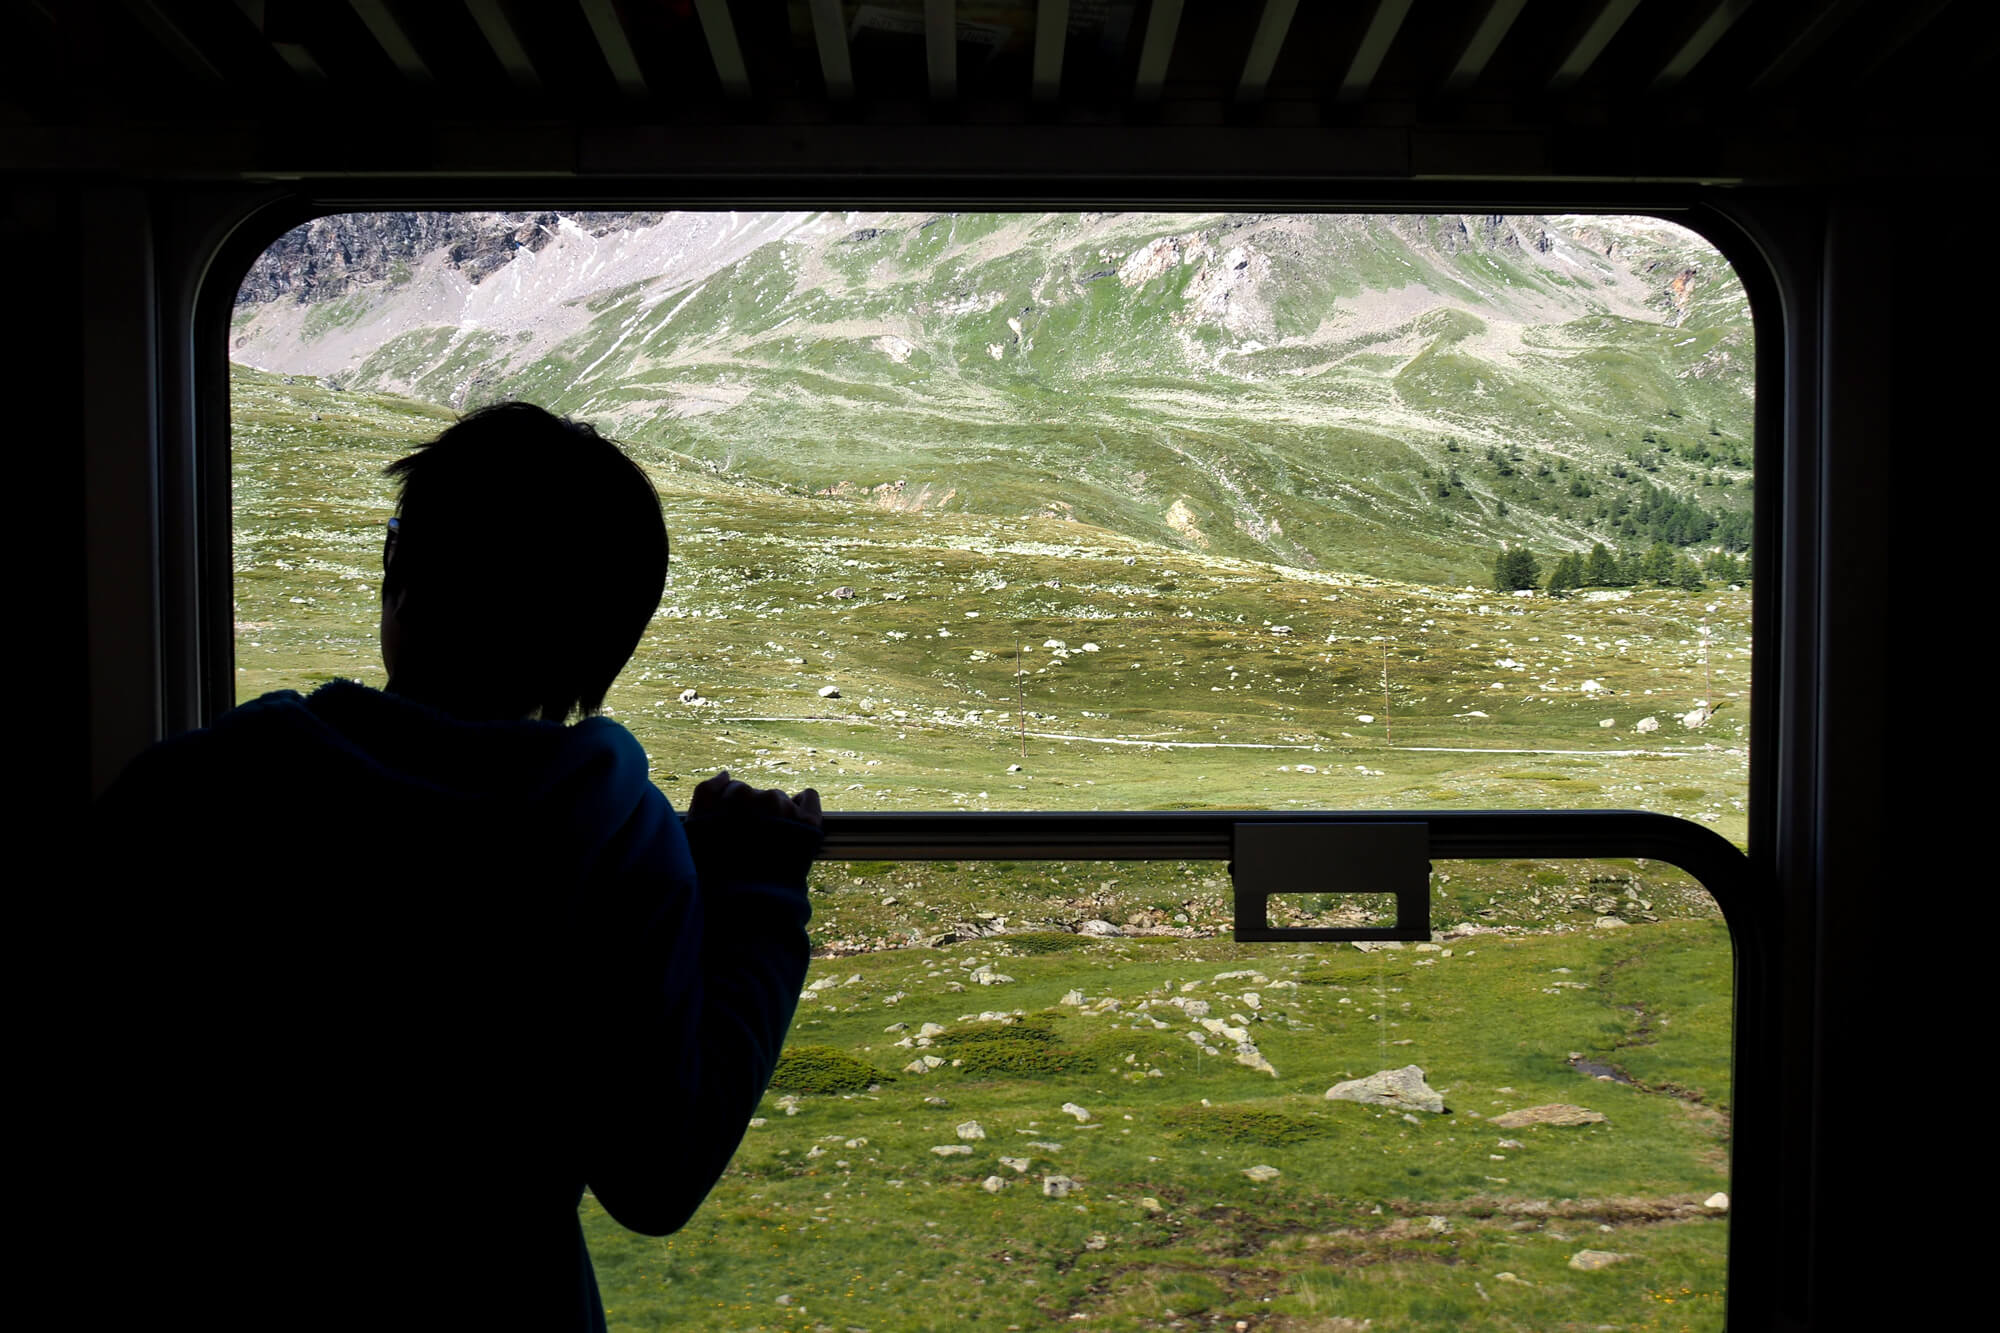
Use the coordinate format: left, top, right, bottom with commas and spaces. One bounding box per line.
586, 856, 1730, 1329
227, 210, 1749, 1329
229, 210, 1753, 834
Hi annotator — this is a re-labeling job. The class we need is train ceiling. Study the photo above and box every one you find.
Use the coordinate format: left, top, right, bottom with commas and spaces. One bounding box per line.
4, 1, 1991, 183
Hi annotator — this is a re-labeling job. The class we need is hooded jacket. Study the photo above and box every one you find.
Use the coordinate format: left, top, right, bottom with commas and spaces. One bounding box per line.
91, 680, 819, 1329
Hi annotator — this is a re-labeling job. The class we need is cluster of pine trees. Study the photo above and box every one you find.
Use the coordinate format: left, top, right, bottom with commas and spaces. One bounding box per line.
1493, 541, 1749, 594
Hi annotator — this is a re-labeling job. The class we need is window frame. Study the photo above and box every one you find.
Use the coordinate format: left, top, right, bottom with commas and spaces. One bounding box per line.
175, 185, 1795, 1326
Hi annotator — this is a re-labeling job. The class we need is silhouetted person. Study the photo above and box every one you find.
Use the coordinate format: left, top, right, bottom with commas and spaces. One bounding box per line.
94, 403, 821, 1330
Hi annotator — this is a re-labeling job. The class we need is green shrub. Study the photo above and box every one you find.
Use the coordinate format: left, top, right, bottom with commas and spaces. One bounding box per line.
1163, 1103, 1332, 1146
935, 1016, 1076, 1077
953, 1040, 1076, 1077
769, 1045, 881, 1095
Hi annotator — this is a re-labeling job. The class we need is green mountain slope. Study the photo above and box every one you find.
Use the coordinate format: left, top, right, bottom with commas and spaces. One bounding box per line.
230, 211, 1753, 585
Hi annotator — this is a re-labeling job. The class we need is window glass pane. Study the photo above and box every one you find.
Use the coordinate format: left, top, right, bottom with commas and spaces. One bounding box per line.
578, 857, 1729, 1330
232, 210, 1753, 834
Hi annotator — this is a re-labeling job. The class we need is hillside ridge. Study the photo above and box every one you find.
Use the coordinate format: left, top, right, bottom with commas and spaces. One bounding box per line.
231, 211, 1753, 585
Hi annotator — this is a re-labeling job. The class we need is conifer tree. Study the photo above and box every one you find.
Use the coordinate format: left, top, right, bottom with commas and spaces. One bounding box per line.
1493, 545, 1541, 591
1642, 542, 1677, 585
1584, 542, 1619, 586
1703, 550, 1742, 583
1546, 552, 1585, 594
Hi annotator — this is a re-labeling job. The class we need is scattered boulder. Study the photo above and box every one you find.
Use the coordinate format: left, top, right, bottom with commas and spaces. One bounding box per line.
818, 685, 841, 699
1594, 915, 1628, 928
980, 1175, 1007, 1193
1060, 1102, 1091, 1122
1083, 1233, 1108, 1251
1705, 1192, 1730, 1211
1042, 1175, 1077, 1198
1236, 1047, 1279, 1078
1242, 1165, 1281, 1183
955, 1121, 986, 1141
931, 1144, 973, 1157
999, 1157, 1030, 1174
678, 688, 702, 704
828, 586, 855, 599
1489, 1104, 1606, 1129
1634, 716, 1661, 734
1078, 920, 1121, 937
1568, 1250, 1633, 1272
1325, 1065, 1447, 1114
1138, 1197, 1164, 1214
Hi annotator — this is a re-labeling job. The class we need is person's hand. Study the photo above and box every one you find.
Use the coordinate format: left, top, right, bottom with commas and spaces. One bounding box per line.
689, 770, 823, 830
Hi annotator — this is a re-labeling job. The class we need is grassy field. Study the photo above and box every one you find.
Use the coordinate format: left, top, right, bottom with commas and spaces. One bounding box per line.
231, 366, 1743, 1330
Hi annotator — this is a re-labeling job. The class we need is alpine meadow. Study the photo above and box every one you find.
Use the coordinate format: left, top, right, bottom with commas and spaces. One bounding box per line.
230, 211, 1751, 1332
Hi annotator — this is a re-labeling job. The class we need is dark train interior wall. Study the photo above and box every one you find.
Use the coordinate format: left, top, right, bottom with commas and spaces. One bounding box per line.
12, 0, 1981, 1322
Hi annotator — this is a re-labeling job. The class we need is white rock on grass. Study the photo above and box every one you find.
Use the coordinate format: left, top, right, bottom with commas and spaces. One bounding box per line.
1635, 716, 1661, 733
1568, 1250, 1632, 1272
1705, 1192, 1730, 1211
1325, 1065, 1447, 1114
999, 1157, 1030, 1173
1242, 1165, 1281, 1182
980, 1176, 1008, 1193
817, 685, 841, 698
956, 1121, 986, 1141
1078, 920, 1121, 937
1060, 1103, 1092, 1122
931, 1145, 973, 1157
1041, 1175, 1077, 1198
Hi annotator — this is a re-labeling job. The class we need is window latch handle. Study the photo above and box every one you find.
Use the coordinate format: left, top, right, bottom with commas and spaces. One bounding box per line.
1230, 822, 1432, 941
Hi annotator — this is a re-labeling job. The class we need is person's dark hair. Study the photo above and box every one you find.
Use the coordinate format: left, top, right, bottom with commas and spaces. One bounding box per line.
382, 403, 667, 723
